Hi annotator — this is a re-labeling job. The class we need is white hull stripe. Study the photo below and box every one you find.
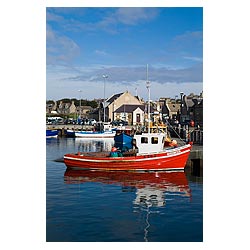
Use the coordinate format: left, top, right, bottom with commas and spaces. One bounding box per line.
64, 148, 191, 163
75, 133, 115, 138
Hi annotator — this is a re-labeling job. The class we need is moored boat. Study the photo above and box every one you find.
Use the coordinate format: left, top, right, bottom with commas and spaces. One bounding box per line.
64, 131, 192, 171
65, 129, 76, 137
74, 130, 116, 138
74, 122, 116, 138
46, 129, 59, 138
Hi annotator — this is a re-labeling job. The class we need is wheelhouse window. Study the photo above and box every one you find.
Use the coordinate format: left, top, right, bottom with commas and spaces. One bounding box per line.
151, 137, 158, 144
141, 137, 148, 143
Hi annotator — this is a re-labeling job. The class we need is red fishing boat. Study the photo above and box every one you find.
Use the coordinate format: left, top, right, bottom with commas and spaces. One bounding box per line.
64, 132, 192, 171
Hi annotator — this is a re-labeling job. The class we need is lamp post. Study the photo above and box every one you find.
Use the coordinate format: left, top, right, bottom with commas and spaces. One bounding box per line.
102, 75, 108, 122
78, 90, 82, 119
180, 92, 184, 123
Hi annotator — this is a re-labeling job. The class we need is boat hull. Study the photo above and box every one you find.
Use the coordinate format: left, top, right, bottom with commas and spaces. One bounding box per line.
46, 129, 58, 138
64, 143, 192, 171
74, 131, 116, 138
65, 129, 75, 137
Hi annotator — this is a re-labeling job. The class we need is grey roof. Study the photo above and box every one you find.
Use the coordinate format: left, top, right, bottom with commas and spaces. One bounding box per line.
106, 92, 123, 103
185, 99, 195, 108
161, 104, 168, 114
114, 104, 145, 113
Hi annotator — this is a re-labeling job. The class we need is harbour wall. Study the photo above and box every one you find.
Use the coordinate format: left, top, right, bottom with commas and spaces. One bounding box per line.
46, 124, 94, 136
185, 144, 203, 177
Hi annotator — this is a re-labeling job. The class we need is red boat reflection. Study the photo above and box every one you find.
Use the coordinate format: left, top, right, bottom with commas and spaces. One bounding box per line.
64, 169, 191, 206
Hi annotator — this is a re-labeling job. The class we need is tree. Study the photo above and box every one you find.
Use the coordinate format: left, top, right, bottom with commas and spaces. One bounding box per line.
47, 98, 98, 109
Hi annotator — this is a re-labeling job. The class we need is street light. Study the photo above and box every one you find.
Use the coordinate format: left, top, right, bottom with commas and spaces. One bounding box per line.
180, 92, 184, 102
180, 92, 184, 123
102, 75, 108, 122
78, 90, 82, 119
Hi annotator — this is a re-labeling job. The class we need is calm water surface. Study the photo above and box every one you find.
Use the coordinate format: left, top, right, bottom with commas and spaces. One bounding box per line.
46, 137, 203, 242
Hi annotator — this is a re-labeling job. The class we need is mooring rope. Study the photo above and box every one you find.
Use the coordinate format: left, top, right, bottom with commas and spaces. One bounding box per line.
165, 120, 186, 145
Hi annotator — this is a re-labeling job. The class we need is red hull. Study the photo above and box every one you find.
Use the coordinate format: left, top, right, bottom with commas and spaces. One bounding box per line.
64, 143, 192, 171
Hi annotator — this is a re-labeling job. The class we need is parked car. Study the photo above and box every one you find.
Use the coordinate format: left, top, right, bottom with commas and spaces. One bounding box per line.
77, 118, 89, 125
46, 116, 64, 125
89, 119, 97, 125
64, 118, 75, 124
111, 120, 128, 126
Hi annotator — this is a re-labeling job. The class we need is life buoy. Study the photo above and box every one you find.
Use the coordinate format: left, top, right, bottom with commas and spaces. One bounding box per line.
169, 140, 178, 147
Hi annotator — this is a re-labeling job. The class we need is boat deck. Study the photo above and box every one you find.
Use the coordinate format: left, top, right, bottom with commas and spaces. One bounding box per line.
77, 150, 138, 158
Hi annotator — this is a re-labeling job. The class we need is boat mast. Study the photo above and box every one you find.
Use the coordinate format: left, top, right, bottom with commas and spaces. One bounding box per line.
146, 64, 150, 134
103, 74, 108, 122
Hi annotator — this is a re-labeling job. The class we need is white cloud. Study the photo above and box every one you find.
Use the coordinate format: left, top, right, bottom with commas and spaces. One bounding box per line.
46, 26, 80, 65
115, 7, 158, 25
47, 64, 203, 100
94, 50, 108, 56
46, 8, 159, 35
183, 56, 203, 62
62, 64, 203, 84
46, 11, 64, 22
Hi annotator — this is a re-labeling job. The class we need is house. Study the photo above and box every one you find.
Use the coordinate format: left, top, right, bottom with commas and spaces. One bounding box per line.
46, 100, 57, 114
76, 105, 93, 118
102, 91, 144, 122
193, 99, 203, 127
158, 98, 181, 121
167, 103, 180, 120
57, 100, 76, 115
114, 104, 145, 125
52, 100, 93, 117
180, 92, 203, 127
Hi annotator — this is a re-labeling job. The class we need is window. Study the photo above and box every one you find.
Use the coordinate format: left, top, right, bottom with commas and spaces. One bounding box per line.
136, 114, 140, 123
141, 137, 148, 143
151, 137, 158, 144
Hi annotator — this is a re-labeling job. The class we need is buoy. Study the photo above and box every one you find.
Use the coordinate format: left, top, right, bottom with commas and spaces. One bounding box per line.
169, 140, 178, 147
111, 147, 117, 152
172, 140, 177, 146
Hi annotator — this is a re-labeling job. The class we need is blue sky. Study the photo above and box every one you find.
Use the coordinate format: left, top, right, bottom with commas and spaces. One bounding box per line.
46, 7, 203, 101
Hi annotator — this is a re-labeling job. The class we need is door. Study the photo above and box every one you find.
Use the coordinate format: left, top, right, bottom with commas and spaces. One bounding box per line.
136, 113, 140, 123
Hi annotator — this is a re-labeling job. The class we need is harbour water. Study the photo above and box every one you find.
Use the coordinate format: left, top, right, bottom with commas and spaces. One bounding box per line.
46, 137, 203, 242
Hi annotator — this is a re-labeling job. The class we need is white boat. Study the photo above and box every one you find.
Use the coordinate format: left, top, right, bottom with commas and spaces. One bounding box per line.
74, 122, 116, 138
74, 130, 116, 138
